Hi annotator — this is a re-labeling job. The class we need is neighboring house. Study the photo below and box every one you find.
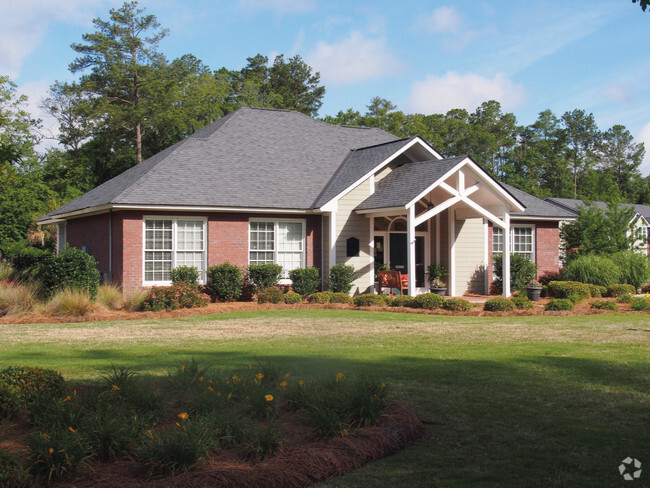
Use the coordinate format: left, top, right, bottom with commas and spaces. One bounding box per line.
38, 107, 575, 297
545, 197, 650, 255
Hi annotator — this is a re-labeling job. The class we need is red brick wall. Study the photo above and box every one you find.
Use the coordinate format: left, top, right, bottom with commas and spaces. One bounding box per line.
68, 210, 323, 293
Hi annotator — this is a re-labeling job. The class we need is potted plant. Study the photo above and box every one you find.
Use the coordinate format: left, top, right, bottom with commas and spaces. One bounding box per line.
427, 264, 447, 296
525, 279, 543, 301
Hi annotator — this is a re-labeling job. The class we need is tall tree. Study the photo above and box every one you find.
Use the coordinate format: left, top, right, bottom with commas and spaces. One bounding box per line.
69, 1, 168, 164
596, 124, 645, 200
561, 109, 601, 199
0, 76, 39, 167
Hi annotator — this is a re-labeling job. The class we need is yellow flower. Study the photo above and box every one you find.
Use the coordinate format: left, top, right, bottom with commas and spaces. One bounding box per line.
265, 394, 273, 402
298, 379, 304, 386
48, 448, 53, 454
181, 364, 185, 371
280, 381, 288, 388
175, 422, 181, 427
63, 396, 71, 402
111, 385, 119, 391
177, 412, 188, 420
146, 429, 153, 438
256, 373, 264, 380
198, 376, 204, 382
227, 393, 232, 400
285, 372, 291, 378
208, 386, 214, 392
209, 379, 213, 384
68, 426, 76, 433
42, 433, 49, 439
381, 383, 386, 388
336, 373, 344, 382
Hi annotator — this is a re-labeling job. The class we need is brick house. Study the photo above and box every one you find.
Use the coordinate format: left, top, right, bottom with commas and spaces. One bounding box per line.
38, 107, 577, 296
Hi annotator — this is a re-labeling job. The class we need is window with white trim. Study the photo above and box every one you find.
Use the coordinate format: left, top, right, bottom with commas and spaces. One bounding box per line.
492, 225, 535, 261
144, 218, 206, 284
493, 227, 503, 253
249, 220, 304, 276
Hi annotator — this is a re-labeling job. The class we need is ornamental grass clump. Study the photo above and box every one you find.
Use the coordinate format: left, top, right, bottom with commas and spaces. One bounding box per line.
0, 281, 37, 316
95, 284, 124, 310
47, 288, 95, 316
483, 297, 515, 312
564, 254, 621, 287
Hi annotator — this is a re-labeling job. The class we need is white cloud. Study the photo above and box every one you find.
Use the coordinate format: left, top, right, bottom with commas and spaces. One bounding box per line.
414, 6, 495, 53
599, 83, 634, 104
307, 31, 403, 86
19, 80, 61, 152
406, 72, 527, 114
237, 0, 316, 14
637, 122, 650, 177
423, 6, 462, 34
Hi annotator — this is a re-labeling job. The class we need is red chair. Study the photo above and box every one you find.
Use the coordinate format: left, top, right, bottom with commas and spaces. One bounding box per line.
378, 270, 408, 296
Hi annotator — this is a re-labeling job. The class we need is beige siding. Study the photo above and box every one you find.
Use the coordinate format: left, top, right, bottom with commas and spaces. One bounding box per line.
454, 217, 486, 294
335, 179, 372, 294
439, 210, 449, 271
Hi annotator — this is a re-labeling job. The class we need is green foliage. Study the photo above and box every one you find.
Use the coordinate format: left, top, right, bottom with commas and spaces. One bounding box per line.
170, 265, 199, 285
413, 292, 445, 310
328, 263, 356, 293
205, 263, 243, 302
282, 291, 302, 304
564, 254, 621, 286
142, 283, 209, 311
588, 284, 608, 298
40, 246, 101, 300
288, 266, 320, 296
0, 448, 30, 486
307, 291, 333, 304
243, 420, 283, 461
29, 425, 93, 481
329, 292, 354, 304
442, 298, 472, 312
353, 293, 385, 307
547, 281, 591, 303
591, 300, 618, 311
545, 298, 575, 311
256, 287, 285, 304
611, 251, 650, 290
511, 296, 534, 309
248, 263, 283, 290
617, 293, 632, 303
0, 366, 65, 418
0, 239, 52, 279
484, 298, 515, 312
629, 296, 650, 311
493, 253, 538, 292
388, 295, 415, 307
426, 264, 447, 282
607, 284, 636, 298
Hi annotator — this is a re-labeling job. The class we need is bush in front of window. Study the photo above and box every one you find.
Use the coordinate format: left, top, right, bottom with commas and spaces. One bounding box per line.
547, 281, 591, 303
288, 267, 320, 296
40, 245, 101, 300
564, 254, 621, 287
170, 266, 200, 285
256, 287, 285, 304
328, 264, 356, 293
492, 253, 538, 293
248, 264, 283, 290
205, 263, 243, 302
143, 283, 209, 311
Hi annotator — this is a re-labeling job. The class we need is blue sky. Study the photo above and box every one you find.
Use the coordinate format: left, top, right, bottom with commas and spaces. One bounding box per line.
3, 0, 650, 175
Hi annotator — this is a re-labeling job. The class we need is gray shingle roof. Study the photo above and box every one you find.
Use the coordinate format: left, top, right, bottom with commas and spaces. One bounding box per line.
500, 184, 577, 219
545, 197, 650, 221
355, 157, 466, 211
45, 107, 397, 218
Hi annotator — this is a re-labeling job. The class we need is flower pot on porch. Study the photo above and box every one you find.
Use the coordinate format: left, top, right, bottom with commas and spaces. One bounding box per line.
430, 287, 447, 296
526, 286, 542, 301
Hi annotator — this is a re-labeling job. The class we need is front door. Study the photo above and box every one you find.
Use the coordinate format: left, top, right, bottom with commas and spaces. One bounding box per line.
389, 234, 425, 288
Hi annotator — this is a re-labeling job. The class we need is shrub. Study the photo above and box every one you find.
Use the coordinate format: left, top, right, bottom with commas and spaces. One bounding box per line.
0, 366, 65, 418
29, 425, 93, 480
143, 283, 209, 311
96, 284, 124, 310
330, 292, 353, 304
630, 296, 650, 311
591, 300, 618, 311
248, 264, 283, 290
642, 284, 650, 294
442, 298, 472, 312
170, 266, 200, 285
617, 293, 632, 303
48, 289, 95, 316
353, 293, 385, 307
282, 291, 302, 304
40, 246, 101, 300
0, 448, 30, 486
389, 295, 415, 307
493, 253, 538, 292
545, 298, 574, 311
0, 281, 36, 316
607, 284, 636, 298
483, 298, 515, 312
547, 281, 591, 303
0, 239, 52, 279
288, 267, 320, 296
413, 293, 444, 310
611, 251, 650, 290
205, 263, 243, 302
564, 254, 621, 287
256, 287, 285, 304
588, 284, 607, 298
307, 291, 333, 304
510, 296, 534, 310
328, 264, 356, 293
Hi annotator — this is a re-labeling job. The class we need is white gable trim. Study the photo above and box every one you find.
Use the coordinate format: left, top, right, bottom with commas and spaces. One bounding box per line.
319, 137, 441, 212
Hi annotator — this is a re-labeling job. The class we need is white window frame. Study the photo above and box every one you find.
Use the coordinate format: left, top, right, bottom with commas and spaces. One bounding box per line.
142, 216, 208, 286
492, 224, 536, 262
248, 218, 306, 283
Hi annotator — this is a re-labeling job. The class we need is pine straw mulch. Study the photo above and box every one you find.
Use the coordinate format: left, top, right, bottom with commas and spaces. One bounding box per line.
0, 297, 647, 325
8, 402, 423, 488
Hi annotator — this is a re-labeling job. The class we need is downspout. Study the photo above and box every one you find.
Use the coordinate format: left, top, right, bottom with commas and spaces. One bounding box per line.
108, 210, 113, 282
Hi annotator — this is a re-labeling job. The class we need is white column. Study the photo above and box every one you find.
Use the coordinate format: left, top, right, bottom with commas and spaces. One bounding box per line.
369, 217, 375, 292
449, 209, 456, 297
435, 214, 440, 264
329, 210, 337, 269
407, 205, 416, 296
503, 211, 511, 297
483, 219, 489, 294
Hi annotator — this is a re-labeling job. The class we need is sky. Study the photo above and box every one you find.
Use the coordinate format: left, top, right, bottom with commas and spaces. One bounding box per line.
3, 0, 650, 175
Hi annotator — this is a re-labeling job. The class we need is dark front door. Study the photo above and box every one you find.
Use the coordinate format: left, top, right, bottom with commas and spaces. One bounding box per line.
389, 234, 425, 288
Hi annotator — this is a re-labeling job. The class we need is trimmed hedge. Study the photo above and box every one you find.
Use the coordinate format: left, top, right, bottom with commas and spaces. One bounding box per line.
591, 300, 618, 311
607, 284, 636, 298
483, 298, 515, 312
545, 298, 574, 311
547, 281, 590, 303
330, 292, 353, 304
288, 267, 320, 296
413, 293, 444, 310
0, 366, 65, 418
328, 264, 356, 293
40, 246, 101, 300
248, 264, 283, 290
353, 293, 385, 307
588, 284, 607, 298
256, 287, 285, 304
442, 298, 472, 312
388, 295, 415, 307
510, 296, 534, 310
205, 263, 243, 302
307, 291, 333, 304
170, 266, 199, 285
143, 283, 210, 311
283, 291, 303, 304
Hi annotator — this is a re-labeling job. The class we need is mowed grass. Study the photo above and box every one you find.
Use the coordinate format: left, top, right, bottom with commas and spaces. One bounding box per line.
1, 309, 649, 487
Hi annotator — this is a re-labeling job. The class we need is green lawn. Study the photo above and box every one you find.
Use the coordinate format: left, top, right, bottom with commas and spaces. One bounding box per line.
2, 309, 649, 487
